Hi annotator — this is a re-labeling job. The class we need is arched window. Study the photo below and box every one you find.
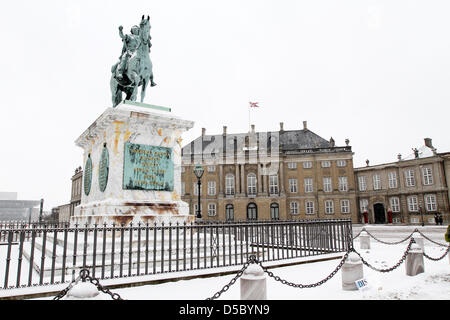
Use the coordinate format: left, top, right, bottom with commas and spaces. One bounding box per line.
247, 173, 257, 196
225, 174, 235, 195
247, 203, 258, 221
270, 203, 280, 220
225, 204, 234, 221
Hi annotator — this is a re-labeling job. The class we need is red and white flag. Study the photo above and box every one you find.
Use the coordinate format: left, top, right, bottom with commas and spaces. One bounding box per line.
249, 102, 260, 108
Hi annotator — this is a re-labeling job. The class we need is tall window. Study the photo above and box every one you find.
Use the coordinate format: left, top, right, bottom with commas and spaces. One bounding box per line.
303, 161, 313, 169
305, 201, 314, 214
373, 174, 381, 190
207, 203, 217, 216
270, 203, 280, 220
321, 161, 331, 168
207, 181, 216, 195
360, 199, 368, 212
407, 196, 418, 212
340, 200, 350, 214
269, 175, 279, 195
422, 167, 433, 185
290, 202, 299, 215
181, 182, 185, 196
325, 200, 334, 214
225, 204, 234, 221
338, 176, 348, 192
193, 183, 201, 195
390, 197, 400, 212
358, 176, 367, 191
337, 160, 347, 167
289, 179, 298, 193
225, 174, 235, 195
247, 203, 258, 220
207, 165, 216, 172
405, 169, 415, 187
323, 177, 332, 192
388, 172, 398, 188
304, 178, 313, 193
425, 194, 437, 211
287, 162, 297, 169
247, 173, 257, 195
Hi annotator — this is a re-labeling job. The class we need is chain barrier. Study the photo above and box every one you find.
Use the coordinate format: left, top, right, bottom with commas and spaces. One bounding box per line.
423, 246, 450, 261
362, 228, 415, 245
53, 269, 123, 300
415, 229, 450, 247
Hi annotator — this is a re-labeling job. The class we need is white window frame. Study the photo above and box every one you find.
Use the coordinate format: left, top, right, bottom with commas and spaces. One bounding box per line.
388, 171, 398, 189
425, 194, 437, 211
407, 196, 419, 212
340, 199, 350, 214
193, 183, 201, 195
207, 203, 217, 217
247, 173, 257, 196
181, 167, 186, 173
305, 201, 315, 215
289, 178, 298, 193
337, 160, 347, 167
193, 204, 202, 214
360, 199, 368, 212
207, 165, 216, 172
321, 161, 331, 168
225, 174, 235, 195
304, 178, 313, 193
358, 176, 367, 191
290, 202, 299, 215
269, 175, 279, 195
207, 181, 216, 196
323, 177, 332, 192
390, 197, 400, 212
287, 162, 297, 169
405, 169, 416, 187
181, 182, 185, 196
325, 200, 334, 214
373, 174, 381, 190
338, 176, 348, 192
303, 161, 313, 169
422, 167, 433, 185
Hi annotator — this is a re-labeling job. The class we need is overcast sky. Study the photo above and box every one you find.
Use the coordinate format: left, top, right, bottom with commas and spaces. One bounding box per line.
1, 0, 450, 210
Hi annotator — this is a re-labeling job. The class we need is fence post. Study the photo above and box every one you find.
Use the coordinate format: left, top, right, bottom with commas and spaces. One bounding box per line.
240, 264, 267, 300
359, 231, 370, 250
341, 252, 363, 291
405, 242, 424, 276
63, 281, 100, 300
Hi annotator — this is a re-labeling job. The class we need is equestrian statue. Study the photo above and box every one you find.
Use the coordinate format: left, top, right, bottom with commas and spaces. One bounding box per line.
110, 15, 156, 107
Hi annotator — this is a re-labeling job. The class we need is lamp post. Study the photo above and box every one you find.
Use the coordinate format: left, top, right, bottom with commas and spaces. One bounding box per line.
193, 164, 204, 219
419, 201, 425, 227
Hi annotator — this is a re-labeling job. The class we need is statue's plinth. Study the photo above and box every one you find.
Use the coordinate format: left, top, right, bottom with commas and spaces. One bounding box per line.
72, 101, 195, 226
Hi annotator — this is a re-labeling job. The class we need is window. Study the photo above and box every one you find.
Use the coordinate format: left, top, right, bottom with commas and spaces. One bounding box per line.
225, 174, 235, 195
407, 196, 418, 212
290, 202, 299, 215
208, 203, 217, 216
287, 162, 297, 169
358, 176, 367, 191
422, 167, 433, 185
321, 161, 331, 168
193, 183, 201, 195
340, 200, 350, 214
193, 204, 202, 214
247, 173, 257, 195
405, 170, 415, 187
305, 201, 315, 214
425, 194, 437, 211
410, 217, 419, 224
269, 175, 279, 195
325, 200, 334, 214
360, 199, 368, 212
390, 197, 400, 212
289, 179, 298, 193
323, 177, 332, 192
247, 203, 258, 220
207, 181, 216, 195
303, 161, 313, 169
373, 174, 381, 190
225, 204, 234, 221
337, 160, 347, 167
388, 172, 397, 188
181, 167, 185, 173
338, 176, 348, 192
207, 165, 216, 172
304, 178, 313, 193
181, 182, 185, 196
270, 203, 280, 220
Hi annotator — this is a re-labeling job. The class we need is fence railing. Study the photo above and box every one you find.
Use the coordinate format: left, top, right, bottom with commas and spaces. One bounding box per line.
0, 218, 352, 290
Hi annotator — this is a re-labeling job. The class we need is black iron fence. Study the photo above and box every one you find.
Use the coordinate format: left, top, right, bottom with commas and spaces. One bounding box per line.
0, 218, 352, 290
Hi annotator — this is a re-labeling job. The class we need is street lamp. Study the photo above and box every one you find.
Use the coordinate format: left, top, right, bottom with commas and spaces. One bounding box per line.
419, 201, 425, 227
193, 164, 204, 219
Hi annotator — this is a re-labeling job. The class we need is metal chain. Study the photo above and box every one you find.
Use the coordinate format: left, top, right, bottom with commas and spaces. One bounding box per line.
352, 238, 414, 273
363, 228, 414, 245
53, 269, 123, 300
423, 246, 450, 261
205, 255, 257, 300
352, 229, 364, 240
415, 229, 449, 247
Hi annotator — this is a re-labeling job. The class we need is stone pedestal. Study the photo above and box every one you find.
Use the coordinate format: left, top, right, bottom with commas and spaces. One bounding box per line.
341, 252, 364, 291
72, 101, 194, 226
406, 243, 424, 276
240, 264, 267, 300
412, 236, 424, 252
359, 231, 370, 250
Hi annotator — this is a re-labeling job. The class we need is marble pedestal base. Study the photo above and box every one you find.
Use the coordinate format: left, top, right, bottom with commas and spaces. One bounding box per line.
341, 252, 364, 290
405, 244, 424, 276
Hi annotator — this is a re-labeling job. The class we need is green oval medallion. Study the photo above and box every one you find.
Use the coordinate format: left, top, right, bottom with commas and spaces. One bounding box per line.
84, 154, 93, 196
99, 144, 109, 192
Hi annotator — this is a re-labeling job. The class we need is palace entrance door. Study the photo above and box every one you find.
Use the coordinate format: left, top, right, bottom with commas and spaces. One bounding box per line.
374, 203, 386, 224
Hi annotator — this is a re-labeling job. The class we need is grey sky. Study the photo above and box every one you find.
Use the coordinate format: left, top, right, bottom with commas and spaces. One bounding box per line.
1, 0, 449, 210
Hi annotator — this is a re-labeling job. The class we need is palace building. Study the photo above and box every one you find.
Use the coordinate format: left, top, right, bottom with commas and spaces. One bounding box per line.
181, 122, 359, 222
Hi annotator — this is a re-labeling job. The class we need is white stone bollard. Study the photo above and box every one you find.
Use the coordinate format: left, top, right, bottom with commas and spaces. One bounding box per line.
341, 252, 364, 291
63, 281, 100, 300
405, 243, 424, 276
412, 236, 424, 252
240, 264, 267, 300
359, 231, 370, 250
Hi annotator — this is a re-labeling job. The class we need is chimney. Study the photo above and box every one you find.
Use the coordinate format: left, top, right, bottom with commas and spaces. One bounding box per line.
202, 128, 206, 137
223, 126, 227, 136
329, 137, 335, 147
303, 121, 308, 131
397, 153, 402, 161
424, 138, 432, 148
279, 122, 284, 132
251, 124, 255, 133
